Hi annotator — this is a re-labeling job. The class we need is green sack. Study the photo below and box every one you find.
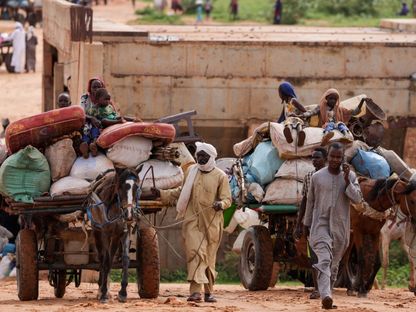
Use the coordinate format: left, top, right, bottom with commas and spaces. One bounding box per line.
0, 146, 51, 203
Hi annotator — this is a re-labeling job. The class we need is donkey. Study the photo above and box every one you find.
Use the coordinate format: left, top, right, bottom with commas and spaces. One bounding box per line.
344, 178, 416, 297
87, 167, 142, 303
380, 211, 415, 292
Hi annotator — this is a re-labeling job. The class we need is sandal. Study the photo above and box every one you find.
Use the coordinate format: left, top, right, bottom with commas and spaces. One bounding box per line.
187, 292, 202, 302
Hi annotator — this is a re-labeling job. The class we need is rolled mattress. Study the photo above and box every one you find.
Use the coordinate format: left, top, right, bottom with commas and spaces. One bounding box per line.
6, 106, 85, 154
97, 122, 176, 149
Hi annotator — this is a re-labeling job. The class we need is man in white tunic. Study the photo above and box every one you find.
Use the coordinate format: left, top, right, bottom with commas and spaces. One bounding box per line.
9, 22, 26, 73
304, 142, 362, 309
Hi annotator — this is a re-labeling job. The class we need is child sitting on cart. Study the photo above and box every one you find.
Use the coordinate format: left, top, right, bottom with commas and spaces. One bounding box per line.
80, 88, 124, 158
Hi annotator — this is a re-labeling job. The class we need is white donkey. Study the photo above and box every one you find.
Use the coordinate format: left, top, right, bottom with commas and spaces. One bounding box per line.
380, 209, 416, 293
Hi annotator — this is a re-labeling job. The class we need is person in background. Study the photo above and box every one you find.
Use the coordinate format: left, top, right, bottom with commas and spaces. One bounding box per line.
304, 142, 362, 309
196, 0, 204, 23
57, 92, 72, 108
230, 0, 238, 20
152, 142, 232, 303
294, 147, 327, 300
8, 22, 26, 73
274, 0, 282, 24
399, 2, 410, 15
25, 26, 38, 73
205, 0, 213, 20
172, 0, 183, 14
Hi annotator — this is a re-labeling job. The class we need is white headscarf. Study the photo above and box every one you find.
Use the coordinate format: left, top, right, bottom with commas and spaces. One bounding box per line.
195, 142, 217, 172
15, 22, 23, 30
175, 142, 218, 219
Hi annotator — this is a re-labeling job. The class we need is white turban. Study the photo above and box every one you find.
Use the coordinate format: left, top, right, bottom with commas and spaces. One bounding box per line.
195, 142, 217, 172
176, 141, 218, 219
195, 142, 217, 159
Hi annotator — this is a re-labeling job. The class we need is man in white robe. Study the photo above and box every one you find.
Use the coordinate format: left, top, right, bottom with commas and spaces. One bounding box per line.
304, 142, 362, 309
9, 22, 26, 73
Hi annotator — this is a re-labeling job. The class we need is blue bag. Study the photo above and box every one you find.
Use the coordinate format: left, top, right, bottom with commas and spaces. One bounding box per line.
351, 149, 390, 179
243, 141, 284, 186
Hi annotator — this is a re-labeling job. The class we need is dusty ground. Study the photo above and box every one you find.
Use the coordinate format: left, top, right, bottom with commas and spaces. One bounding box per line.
0, 280, 415, 312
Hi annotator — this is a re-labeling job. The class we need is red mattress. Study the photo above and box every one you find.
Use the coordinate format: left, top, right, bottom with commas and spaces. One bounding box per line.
6, 107, 85, 154
97, 122, 176, 149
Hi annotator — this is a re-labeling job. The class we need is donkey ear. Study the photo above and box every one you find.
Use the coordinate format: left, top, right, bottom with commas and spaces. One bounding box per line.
136, 164, 144, 175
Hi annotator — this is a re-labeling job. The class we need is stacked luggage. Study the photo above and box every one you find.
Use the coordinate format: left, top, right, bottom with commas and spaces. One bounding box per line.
0, 107, 188, 204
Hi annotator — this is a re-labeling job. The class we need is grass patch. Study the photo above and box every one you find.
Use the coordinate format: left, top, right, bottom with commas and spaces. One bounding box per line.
135, 7, 184, 25
134, 0, 414, 27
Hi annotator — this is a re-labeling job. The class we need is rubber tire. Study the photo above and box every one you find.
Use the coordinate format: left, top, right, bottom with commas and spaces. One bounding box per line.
136, 227, 160, 299
16, 229, 39, 301
54, 270, 67, 298
238, 225, 273, 291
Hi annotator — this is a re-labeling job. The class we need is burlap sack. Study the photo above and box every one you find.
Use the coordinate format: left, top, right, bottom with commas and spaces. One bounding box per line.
45, 138, 77, 181
275, 158, 314, 181
270, 122, 353, 159
263, 178, 303, 205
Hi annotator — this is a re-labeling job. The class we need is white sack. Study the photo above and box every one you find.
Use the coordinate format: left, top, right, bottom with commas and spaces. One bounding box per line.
263, 178, 303, 205
275, 158, 314, 181
45, 138, 77, 181
233, 208, 261, 229
138, 159, 184, 190
50, 176, 90, 197
106, 136, 152, 168
270, 122, 353, 159
70, 154, 115, 181
216, 157, 236, 174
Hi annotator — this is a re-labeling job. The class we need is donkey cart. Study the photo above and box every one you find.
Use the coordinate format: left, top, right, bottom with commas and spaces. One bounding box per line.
231, 160, 313, 290
2, 193, 164, 301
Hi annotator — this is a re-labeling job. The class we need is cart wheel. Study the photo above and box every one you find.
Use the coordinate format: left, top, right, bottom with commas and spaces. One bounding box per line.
16, 229, 39, 301
136, 227, 160, 299
4, 53, 15, 73
54, 270, 67, 298
238, 225, 273, 291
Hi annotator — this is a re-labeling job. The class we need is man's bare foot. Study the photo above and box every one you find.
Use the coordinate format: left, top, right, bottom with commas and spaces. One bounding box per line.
80, 142, 89, 159
90, 142, 98, 157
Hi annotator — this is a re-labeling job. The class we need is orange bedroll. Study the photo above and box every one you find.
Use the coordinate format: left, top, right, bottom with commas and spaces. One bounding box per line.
97, 122, 176, 149
6, 107, 85, 154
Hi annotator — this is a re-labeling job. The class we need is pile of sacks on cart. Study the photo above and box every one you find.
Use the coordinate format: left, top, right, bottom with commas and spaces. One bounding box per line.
0, 106, 195, 278
223, 120, 416, 234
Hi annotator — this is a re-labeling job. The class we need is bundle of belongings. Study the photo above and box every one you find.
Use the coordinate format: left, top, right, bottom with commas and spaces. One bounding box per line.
224, 95, 415, 232
0, 106, 190, 204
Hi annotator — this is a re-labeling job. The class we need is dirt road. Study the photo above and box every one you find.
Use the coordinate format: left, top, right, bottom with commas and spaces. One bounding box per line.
0, 280, 414, 312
